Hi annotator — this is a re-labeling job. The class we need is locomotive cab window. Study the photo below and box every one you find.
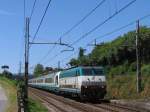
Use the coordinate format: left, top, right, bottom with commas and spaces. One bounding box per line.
82, 68, 93, 75
82, 68, 104, 76
92, 68, 104, 75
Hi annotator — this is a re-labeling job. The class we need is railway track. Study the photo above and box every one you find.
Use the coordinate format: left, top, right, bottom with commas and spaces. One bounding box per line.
92, 103, 143, 112
29, 87, 145, 112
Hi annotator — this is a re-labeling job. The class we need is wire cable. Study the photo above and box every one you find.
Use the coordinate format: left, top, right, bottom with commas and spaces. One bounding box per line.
41, 0, 137, 66
61, 0, 106, 38
38, 0, 106, 63
30, 0, 37, 22
43, 52, 62, 65
89, 14, 150, 44
30, 0, 52, 47
63, 15, 150, 67
50, 13, 150, 68
70, 0, 137, 46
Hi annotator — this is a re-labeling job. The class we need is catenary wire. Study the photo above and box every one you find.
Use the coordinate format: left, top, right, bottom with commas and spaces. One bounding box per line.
30, 0, 37, 22
49, 13, 150, 67
30, 0, 52, 48
69, 0, 137, 46
43, 0, 137, 66
38, 0, 107, 63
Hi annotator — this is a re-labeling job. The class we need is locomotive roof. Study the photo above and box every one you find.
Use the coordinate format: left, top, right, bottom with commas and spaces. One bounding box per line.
64, 66, 103, 70
61, 66, 103, 73
29, 71, 60, 81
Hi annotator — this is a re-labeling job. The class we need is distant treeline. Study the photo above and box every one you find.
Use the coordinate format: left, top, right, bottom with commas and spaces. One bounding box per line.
0, 70, 13, 79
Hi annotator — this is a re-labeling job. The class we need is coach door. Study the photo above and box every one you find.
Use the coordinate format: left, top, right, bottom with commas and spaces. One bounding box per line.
55, 75, 58, 86
75, 70, 78, 89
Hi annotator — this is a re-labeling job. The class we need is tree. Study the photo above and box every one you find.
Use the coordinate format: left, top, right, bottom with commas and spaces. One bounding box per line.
69, 26, 150, 70
1, 65, 9, 71
69, 58, 80, 66
33, 64, 44, 77
1, 65, 12, 79
78, 47, 86, 59
2, 70, 12, 79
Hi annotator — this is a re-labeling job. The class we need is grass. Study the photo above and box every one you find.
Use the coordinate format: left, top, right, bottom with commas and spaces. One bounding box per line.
106, 74, 150, 99
0, 76, 48, 112
0, 76, 17, 112
28, 98, 48, 112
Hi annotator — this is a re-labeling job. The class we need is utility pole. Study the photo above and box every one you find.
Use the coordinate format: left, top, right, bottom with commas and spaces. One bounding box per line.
136, 20, 141, 93
24, 17, 30, 110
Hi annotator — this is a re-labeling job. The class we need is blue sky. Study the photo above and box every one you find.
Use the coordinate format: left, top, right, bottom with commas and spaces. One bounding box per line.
0, 0, 150, 73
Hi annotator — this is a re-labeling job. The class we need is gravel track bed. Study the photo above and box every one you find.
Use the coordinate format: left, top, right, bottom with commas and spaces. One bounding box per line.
29, 87, 145, 112
92, 103, 142, 112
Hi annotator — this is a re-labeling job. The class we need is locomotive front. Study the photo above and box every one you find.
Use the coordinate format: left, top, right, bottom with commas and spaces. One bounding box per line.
80, 67, 106, 99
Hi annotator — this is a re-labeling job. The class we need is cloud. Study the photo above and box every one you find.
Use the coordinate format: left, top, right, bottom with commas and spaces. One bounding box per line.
0, 9, 15, 16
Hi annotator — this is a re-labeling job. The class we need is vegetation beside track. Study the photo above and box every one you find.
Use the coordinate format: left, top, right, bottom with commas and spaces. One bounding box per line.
106, 73, 150, 99
0, 76, 17, 112
27, 98, 48, 112
17, 80, 48, 112
0, 76, 48, 112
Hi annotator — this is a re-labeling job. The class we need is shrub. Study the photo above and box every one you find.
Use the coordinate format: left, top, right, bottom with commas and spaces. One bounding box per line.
141, 64, 150, 75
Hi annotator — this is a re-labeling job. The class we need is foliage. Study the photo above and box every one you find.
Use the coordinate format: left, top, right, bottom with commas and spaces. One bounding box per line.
1, 70, 13, 79
78, 47, 85, 58
69, 58, 80, 66
69, 26, 150, 69
33, 64, 44, 77
1, 65, 9, 69
28, 98, 48, 112
69, 47, 91, 66
141, 64, 150, 75
106, 74, 150, 99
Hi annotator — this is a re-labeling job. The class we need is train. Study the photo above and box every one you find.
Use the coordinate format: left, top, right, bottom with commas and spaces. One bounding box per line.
28, 66, 107, 100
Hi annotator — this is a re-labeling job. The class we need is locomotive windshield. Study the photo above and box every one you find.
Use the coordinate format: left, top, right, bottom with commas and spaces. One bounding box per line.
82, 68, 104, 76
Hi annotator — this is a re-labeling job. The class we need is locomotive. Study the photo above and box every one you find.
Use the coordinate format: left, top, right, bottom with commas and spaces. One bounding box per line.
29, 66, 106, 100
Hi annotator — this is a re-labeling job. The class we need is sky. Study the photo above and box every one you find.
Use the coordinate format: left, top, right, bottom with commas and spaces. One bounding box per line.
0, 0, 150, 73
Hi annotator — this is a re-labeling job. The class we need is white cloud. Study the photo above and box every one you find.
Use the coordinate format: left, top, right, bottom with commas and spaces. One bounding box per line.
0, 9, 15, 16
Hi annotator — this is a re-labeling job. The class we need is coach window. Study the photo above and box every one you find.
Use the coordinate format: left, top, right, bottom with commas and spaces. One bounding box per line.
37, 79, 43, 83
45, 78, 53, 83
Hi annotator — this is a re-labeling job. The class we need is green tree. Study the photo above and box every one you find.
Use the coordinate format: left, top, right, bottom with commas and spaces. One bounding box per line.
69, 26, 150, 75
34, 64, 44, 77
1, 65, 12, 79
69, 58, 79, 66
1, 65, 9, 71
78, 47, 86, 59
2, 70, 12, 79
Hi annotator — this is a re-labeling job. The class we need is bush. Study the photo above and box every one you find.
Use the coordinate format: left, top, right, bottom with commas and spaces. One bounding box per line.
141, 64, 150, 75
106, 74, 150, 99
